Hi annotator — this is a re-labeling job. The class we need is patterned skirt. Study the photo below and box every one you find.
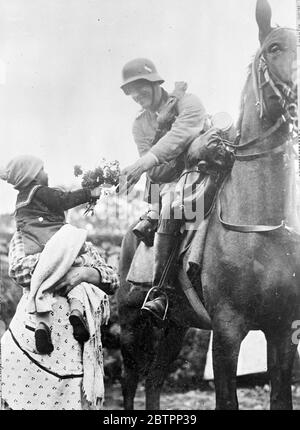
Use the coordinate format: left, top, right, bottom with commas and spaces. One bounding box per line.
1, 290, 95, 410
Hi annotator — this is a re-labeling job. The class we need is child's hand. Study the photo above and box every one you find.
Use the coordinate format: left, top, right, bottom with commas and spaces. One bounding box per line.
90, 185, 102, 198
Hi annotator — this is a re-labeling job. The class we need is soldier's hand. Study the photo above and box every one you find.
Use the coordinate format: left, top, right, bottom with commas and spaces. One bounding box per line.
119, 160, 144, 194
118, 153, 158, 194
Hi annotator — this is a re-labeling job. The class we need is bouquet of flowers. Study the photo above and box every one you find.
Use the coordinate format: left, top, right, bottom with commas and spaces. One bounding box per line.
74, 159, 120, 214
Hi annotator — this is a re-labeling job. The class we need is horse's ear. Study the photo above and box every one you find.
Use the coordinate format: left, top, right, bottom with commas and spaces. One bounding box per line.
256, 0, 272, 44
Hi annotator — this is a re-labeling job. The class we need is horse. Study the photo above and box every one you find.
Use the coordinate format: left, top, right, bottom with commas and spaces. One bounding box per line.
117, 0, 299, 410
199, 0, 299, 409
117, 223, 211, 410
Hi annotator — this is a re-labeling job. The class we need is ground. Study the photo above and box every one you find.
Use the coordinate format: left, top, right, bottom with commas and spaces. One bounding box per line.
103, 383, 300, 410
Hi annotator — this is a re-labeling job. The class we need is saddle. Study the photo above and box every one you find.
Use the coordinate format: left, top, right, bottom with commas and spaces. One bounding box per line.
172, 170, 222, 229
127, 174, 222, 286
128, 127, 235, 285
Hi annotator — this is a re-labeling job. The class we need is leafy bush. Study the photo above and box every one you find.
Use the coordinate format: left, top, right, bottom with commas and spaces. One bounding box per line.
0, 253, 22, 333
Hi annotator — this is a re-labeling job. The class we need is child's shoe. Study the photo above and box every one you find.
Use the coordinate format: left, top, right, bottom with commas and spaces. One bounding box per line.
69, 309, 90, 344
35, 322, 54, 354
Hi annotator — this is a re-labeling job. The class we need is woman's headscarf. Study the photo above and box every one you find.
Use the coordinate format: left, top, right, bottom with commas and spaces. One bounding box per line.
0, 155, 43, 190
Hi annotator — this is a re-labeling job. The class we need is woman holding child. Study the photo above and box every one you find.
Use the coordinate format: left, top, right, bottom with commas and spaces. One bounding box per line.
0, 155, 119, 410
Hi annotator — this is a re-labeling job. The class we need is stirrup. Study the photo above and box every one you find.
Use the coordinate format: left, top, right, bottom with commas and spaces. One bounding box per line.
141, 286, 169, 321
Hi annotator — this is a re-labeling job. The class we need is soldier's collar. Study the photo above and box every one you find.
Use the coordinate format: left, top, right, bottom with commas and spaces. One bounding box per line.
155, 89, 169, 114
136, 88, 169, 118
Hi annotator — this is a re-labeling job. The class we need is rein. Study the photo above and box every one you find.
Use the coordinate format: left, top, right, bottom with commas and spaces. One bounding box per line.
218, 29, 298, 233
225, 114, 291, 161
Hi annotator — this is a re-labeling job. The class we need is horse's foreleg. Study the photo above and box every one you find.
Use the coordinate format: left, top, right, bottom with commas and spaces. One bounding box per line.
265, 329, 297, 410
120, 328, 140, 410
145, 324, 187, 410
212, 310, 248, 410
122, 366, 139, 410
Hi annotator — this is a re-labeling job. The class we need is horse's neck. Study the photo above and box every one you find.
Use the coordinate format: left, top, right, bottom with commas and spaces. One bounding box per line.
226, 89, 299, 228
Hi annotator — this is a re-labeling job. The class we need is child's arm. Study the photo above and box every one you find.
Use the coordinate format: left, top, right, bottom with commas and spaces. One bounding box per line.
34, 186, 101, 212
8, 231, 40, 288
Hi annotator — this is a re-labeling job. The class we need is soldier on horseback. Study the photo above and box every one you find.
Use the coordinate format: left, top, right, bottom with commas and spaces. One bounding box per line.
120, 58, 209, 322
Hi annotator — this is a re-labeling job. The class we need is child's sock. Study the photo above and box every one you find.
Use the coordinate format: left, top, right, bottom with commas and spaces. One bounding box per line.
68, 298, 90, 344
35, 314, 54, 355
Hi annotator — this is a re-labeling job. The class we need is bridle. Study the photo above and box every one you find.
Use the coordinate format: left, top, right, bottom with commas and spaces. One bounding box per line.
218, 27, 299, 233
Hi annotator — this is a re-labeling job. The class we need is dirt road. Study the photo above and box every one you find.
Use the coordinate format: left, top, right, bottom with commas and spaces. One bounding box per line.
103, 383, 300, 410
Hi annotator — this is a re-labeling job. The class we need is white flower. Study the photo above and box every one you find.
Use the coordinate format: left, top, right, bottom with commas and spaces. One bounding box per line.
103, 166, 110, 178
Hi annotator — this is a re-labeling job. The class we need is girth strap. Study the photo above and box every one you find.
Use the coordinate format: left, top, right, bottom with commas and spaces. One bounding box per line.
218, 202, 285, 232
217, 174, 287, 233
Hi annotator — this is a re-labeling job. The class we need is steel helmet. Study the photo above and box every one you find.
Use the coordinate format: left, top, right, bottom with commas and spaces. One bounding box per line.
121, 58, 164, 94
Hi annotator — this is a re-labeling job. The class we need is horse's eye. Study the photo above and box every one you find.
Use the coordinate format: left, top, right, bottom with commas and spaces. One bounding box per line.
268, 44, 281, 54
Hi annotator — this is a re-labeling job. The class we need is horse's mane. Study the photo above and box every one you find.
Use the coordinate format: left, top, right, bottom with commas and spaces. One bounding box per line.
235, 58, 255, 133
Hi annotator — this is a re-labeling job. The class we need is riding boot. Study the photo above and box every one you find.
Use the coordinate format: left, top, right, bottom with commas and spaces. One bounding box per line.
141, 232, 179, 323
132, 211, 159, 247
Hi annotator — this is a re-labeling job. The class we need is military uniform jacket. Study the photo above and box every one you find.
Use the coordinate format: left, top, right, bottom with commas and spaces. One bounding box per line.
132, 88, 207, 185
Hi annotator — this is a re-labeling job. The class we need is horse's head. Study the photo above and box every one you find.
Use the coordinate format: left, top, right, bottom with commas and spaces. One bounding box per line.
255, 0, 297, 123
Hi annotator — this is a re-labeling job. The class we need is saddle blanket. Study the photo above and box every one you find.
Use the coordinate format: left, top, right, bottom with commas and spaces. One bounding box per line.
126, 216, 210, 285
126, 242, 154, 284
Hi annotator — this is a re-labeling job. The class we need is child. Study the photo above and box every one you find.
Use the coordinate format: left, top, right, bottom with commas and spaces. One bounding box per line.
0, 154, 104, 354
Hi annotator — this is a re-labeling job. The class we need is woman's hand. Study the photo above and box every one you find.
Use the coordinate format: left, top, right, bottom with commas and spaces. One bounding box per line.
53, 267, 101, 295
